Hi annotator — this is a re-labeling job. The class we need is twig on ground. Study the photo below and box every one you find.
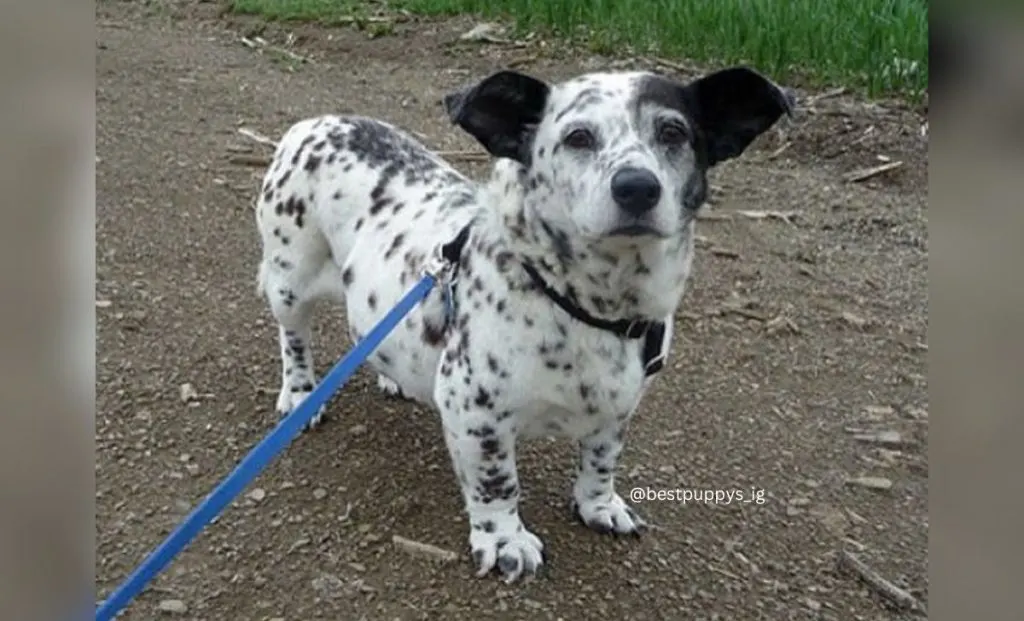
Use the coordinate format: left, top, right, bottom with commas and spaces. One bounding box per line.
240, 36, 313, 65
229, 154, 272, 167
695, 210, 733, 221
710, 247, 741, 259
332, 15, 397, 25
708, 564, 742, 581
720, 305, 767, 322
735, 210, 799, 224
768, 141, 792, 159
837, 549, 926, 614
805, 86, 847, 106
435, 150, 490, 162
843, 161, 903, 183
391, 535, 459, 563
508, 54, 539, 68
238, 127, 278, 149
648, 56, 695, 75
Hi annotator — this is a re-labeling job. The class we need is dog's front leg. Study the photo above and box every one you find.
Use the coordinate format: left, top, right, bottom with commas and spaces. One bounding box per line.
573, 422, 648, 535
440, 404, 544, 582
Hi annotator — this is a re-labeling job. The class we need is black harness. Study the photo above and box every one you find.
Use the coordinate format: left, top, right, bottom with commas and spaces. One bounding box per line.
439, 225, 667, 378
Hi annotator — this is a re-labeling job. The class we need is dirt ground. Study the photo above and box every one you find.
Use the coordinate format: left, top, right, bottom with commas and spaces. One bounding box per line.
96, 1, 928, 619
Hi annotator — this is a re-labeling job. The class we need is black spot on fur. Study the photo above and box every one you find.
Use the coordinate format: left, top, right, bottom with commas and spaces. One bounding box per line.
474, 386, 494, 409
384, 233, 405, 260
367, 293, 378, 310
342, 267, 354, 286
275, 169, 292, 189
422, 321, 446, 347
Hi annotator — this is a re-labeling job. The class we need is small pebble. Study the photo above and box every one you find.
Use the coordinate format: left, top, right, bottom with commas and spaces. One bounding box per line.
179, 383, 198, 403
313, 488, 328, 500
247, 487, 267, 502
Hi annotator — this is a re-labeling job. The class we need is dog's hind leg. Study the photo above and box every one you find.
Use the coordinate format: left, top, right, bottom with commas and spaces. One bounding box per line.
256, 199, 339, 430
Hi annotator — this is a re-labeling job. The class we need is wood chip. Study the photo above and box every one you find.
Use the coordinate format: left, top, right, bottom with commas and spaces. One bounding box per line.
391, 535, 459, 563
837, 549, 926, 614
238, 127, 278, 148
434, 150, 489, 161
507, 54, 539, 68
863, 404, 896, 418
845, 476, 893, 491
764, 315, 800, 335
839, 310, 871, 329
853, 430, 912, 448
648, 56, 693, 74
721, 306, 766, 322
459, 23, 507, 44
843, 160, 903, 183
767, 141, 791, 159
157, 599, 188, 614
710, 247, 741, 259
229, 154, 272, 167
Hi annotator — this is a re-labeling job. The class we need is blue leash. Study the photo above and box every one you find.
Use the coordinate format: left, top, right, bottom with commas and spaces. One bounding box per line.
95, 273, 439, 621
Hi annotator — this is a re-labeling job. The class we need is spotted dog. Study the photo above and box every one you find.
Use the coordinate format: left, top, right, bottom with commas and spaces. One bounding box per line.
255, 66, 792, 582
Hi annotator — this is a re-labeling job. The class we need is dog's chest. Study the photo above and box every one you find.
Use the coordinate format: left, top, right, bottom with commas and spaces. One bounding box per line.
460, 280, 651, 438
524, 323, 650, 438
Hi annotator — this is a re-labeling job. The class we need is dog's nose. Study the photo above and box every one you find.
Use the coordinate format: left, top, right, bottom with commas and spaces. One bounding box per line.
610, 167, 662, 216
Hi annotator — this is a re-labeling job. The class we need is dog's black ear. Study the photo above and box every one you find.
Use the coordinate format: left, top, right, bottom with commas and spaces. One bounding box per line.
442, 70, 551, 163
682, 66, 794, 166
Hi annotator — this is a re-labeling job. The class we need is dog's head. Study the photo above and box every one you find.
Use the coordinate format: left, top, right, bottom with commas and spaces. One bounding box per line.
444, 67, 794, 245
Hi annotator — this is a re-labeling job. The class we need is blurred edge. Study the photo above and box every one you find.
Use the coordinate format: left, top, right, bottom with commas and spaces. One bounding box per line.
0, 0, 95, 620
929, 3, 1024, 621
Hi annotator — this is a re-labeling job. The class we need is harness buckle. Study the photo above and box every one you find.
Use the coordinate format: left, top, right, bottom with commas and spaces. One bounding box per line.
423, 239, 462, 327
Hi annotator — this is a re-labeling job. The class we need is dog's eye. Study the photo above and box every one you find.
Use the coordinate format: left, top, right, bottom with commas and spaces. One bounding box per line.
563, 128, 597, 150
657, 123, 688, 146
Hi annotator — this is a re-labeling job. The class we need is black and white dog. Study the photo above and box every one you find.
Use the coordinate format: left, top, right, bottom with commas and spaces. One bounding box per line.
255, 66, 793, 582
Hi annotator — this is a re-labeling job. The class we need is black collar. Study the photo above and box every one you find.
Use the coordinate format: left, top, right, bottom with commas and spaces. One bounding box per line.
520, 261, 658, 339
437, 224, 667, 377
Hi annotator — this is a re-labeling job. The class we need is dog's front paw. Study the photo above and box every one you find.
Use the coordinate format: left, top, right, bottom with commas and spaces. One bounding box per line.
469, 512, 544, 583
275, 385, 326, 430
574, 493, 647, 536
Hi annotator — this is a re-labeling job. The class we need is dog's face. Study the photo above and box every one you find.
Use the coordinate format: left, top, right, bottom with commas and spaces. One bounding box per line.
443, 67, 794, 244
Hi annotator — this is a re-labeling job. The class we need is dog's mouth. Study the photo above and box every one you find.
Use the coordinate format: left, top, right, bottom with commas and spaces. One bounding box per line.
607, 224, 664, 238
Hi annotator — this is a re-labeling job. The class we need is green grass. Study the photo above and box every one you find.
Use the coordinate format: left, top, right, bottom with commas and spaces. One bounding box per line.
231, 0, 928, 99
